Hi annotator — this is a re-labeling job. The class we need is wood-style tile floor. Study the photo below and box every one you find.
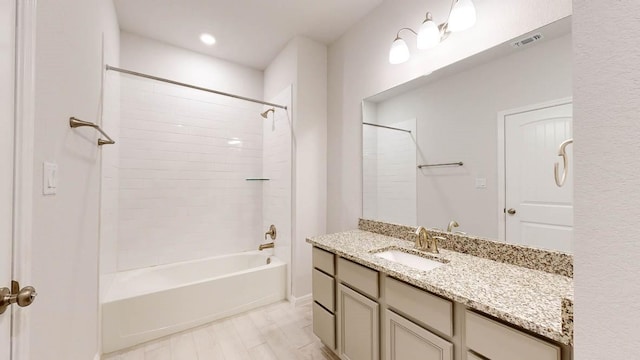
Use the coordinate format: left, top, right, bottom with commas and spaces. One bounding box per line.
103, 301, 339, 360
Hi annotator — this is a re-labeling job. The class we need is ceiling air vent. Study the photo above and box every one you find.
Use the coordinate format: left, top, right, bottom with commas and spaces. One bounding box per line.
511, 33, 544, 48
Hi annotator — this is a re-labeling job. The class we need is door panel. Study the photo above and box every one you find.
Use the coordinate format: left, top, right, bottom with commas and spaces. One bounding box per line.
505, 102, 573, 252
385, 310, 453, 360
0, 0, 16, 358
338, 284, 379, 360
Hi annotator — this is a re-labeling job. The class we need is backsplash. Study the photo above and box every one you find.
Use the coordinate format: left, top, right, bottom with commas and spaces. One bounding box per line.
359, 218, 573, 277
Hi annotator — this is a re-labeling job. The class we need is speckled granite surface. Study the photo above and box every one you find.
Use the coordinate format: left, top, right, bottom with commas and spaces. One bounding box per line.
359, 218, 573, 277
562, 298, 574, 346
307, 229, 574, 345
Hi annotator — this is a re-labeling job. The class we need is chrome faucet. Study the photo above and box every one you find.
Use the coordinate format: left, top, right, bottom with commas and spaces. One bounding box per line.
414, 226, 439, 254
447, 220, 459, 233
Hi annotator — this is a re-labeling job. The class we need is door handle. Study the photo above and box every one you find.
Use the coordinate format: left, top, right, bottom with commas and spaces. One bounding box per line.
0, 281, 37, 314
507, 208, 517, 215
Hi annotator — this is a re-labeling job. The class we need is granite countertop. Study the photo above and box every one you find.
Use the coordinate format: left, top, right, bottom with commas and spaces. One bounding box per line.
307, 229, 574, 345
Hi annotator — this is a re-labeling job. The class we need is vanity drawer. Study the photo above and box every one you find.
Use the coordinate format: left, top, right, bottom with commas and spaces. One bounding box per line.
466, 352, 484, 360
385, 277, 453, 337
337, 257, 379, 298
465, 310, 561, 360
313, 269, 335, 312
313, 302, 336, 349
313, 247, 335, 275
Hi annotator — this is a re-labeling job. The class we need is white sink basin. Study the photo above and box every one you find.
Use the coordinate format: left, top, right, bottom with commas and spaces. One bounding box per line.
373, 250, 446, 272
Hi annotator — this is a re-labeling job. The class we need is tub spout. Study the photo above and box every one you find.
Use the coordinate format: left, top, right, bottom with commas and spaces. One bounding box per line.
259, 242, 275, 251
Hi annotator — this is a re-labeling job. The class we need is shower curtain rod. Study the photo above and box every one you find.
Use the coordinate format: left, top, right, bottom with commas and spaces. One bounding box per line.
105, 65, 288, 110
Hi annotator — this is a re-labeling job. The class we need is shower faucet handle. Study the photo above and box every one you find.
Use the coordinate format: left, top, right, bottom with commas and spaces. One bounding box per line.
265, 224, 277, 241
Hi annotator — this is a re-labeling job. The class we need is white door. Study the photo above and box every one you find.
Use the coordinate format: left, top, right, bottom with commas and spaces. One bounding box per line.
1, 0, 16, 358
505, 102, 573, 252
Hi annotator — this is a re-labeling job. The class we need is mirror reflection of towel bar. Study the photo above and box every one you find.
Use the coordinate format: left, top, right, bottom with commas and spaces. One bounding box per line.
417, 162, 463, 169
69, 117, 116, 146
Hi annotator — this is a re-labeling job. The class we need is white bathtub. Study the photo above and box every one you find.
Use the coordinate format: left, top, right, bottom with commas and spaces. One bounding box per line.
101, 251, 286, 353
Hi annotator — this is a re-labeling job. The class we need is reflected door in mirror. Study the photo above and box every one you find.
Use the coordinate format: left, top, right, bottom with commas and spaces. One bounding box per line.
505, 102, 573, 252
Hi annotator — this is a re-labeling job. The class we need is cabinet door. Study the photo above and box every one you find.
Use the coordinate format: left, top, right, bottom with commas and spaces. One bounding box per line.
385, 310, 453, 360
338, 284, 379, 360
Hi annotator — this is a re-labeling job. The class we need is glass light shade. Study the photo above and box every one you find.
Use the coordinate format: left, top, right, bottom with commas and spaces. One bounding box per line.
417, 19, 441, 49
199, 33, 216, 45
448, 0, 476, 32
389, 38, 410, 64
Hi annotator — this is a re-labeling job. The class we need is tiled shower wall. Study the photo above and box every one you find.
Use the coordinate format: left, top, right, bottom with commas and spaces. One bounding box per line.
116, 76, 265, 271
100, 71, 121, 275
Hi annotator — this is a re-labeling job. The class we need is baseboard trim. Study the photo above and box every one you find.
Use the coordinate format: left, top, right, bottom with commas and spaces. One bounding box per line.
291, 293, 312, 307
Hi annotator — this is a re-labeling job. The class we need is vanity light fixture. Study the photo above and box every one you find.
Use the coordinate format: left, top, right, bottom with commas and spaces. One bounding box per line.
389, 30, 412, 64
389, 0, 477, 64
447, 0, 477, 32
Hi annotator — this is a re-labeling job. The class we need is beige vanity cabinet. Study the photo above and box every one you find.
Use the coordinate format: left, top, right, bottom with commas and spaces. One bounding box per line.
384, 277, 454, 360
336, 257, 381, 360
309, 246, 572, 360
385, 310, 453, 360
465, 310, 562, 360
312, 247, 336, 349
337, 284, 380, 360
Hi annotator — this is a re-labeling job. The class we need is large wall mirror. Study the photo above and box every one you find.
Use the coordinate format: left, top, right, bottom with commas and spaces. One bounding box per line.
362, 17, 573, 253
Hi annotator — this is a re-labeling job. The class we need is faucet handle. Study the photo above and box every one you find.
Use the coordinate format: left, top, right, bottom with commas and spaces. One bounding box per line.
431, 236, 446, 254
265, 224, 277, 240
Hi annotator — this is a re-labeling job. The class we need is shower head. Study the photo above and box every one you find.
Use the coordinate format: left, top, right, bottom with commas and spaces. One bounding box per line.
261, 108, 275, 119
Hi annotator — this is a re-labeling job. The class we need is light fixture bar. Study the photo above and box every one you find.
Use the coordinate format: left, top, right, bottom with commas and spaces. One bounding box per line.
388, 0, 476, 64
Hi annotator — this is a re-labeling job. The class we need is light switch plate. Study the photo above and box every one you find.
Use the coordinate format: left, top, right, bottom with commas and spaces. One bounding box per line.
475, 177, 487, 189
43, 162, 58, 195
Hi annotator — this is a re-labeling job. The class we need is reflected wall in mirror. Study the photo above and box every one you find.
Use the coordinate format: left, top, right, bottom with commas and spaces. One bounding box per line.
362, 17, 573, 253
363, 118, 417, 226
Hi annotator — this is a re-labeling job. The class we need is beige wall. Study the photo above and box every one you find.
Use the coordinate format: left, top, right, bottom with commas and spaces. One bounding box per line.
573, 1, 640, 358
264, 36, 327, 300
327, 0, 572, 232
120, 32, 263, 99
30, 0, 119, 358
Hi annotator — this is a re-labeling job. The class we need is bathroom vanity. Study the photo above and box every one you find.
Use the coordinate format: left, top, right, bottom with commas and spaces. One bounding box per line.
307, 220, 573, 360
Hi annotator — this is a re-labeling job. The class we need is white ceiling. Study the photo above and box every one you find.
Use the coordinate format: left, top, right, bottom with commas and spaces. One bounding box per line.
114, 0, 384, 70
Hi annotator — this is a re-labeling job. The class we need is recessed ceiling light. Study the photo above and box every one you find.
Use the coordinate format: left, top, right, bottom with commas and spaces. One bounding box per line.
200, 33, 216, 46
